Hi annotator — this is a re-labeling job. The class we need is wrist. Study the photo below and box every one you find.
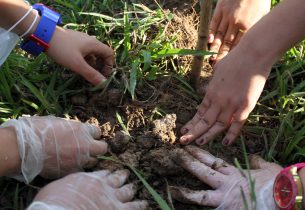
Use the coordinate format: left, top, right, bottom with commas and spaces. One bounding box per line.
0, 127, 21, 177
236, 34, 277, 72
22, 10, 41, 39
21, 3, 62, 56
0, 1, 39, 38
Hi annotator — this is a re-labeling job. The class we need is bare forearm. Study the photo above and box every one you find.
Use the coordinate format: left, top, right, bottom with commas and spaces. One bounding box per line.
237, 0, 305, 68
0, 0, 39, 37
0, 127, 20, 177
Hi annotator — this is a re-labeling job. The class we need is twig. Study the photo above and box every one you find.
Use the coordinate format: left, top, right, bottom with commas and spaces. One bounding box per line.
190, 0, 213, 90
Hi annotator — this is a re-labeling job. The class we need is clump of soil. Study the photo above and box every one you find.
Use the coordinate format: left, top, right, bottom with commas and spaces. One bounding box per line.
152, 113, 177, 144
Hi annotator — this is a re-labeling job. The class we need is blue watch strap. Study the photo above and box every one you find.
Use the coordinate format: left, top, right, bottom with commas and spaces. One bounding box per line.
21, 4, 62, 56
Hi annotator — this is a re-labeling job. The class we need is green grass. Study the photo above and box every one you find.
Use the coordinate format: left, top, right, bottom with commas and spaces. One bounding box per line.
1, 0, 305, 209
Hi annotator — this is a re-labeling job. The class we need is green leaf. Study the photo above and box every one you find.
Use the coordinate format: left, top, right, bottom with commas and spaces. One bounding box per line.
151, 48, 214, 59
19, 75, 53, 112
115, 112, 130, 136
142, 50, 152, 71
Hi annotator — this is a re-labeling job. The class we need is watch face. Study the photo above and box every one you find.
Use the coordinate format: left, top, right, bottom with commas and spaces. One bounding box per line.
274, 174, 294, 208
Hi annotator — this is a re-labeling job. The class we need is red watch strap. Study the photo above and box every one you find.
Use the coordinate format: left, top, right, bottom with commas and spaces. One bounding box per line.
28, 34, 50, 51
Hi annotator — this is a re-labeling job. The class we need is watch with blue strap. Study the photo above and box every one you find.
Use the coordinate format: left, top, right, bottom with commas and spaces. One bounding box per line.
21, 3, 62, 56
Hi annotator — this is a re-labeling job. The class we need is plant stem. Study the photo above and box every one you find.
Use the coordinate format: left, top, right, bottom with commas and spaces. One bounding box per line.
190, 0, 212, 90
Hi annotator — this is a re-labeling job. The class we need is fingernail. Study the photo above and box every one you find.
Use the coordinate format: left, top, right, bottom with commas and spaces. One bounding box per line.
222, 139, 229, 146
208, 34, 213, 43
196, 139, 205, 145
181, 128, 189, 134
180, 136, 189, 144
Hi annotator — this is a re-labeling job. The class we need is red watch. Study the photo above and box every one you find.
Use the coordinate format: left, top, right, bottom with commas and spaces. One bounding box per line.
273, 163, 305, 210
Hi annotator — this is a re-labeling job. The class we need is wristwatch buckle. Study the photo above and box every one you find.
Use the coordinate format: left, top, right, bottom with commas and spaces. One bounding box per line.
28, 34, 50, 51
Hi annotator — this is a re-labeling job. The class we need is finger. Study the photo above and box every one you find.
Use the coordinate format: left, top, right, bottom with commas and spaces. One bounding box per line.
222, 121, 244, 146
232, 31, 244, 48
209, 3, 222, 43
210, 19, 228, 61
195, 104, 235, 144
116, 183, 136, 203
195, 121, 226, 145
83, 157, 98, 169
180, 112, 203, 136
250, 155, 282, 171
180, 105, 220, 144
107, 169, 130, 188
90, 169, 111, 177
83, 123, 101, 139
89, 40, 114, 77
215, 42, 230, 62
223, 24, 238, 47
172, 149, 225, 189
170, 186, 220, 207
216, 25, 238, 61
180, 100, 210, 135
122, 201, 148, 210
89, 140, 108, 156
75, 55, 107, 86
184, 145, 236, 175
222, 107, 249, 146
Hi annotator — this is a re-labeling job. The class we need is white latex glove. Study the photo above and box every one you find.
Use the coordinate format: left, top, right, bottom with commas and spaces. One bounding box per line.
0, 116, 107, 183
27, 170, 148, 210
170, 146, 282, 210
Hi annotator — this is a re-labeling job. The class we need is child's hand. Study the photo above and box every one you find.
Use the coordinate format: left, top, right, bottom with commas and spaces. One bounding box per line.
180, 45, 272, 146
209, 0, 271, 62
47, 27, 114, 86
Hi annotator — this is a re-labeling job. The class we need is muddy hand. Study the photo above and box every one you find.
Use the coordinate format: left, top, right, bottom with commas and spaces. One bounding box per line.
27, 170, 148, 210
46, 27, 114, 86
170, 146, 281, 209
1, 115, 107, 183
209, 0, 270, 62
180, 43, 272, 146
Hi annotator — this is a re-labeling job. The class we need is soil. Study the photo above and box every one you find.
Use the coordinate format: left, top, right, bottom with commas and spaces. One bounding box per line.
69, 74, 247, 209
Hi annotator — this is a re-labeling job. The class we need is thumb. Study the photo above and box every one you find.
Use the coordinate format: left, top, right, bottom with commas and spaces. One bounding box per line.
250, 155, 282, 171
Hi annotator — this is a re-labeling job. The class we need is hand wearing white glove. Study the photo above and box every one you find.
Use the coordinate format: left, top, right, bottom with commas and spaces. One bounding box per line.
27, 170, 148, 210
0, 116, 107, 183
170, 146, 282, 210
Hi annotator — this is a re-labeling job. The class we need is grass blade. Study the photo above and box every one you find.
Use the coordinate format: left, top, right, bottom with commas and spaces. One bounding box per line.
97, 156, 171, 210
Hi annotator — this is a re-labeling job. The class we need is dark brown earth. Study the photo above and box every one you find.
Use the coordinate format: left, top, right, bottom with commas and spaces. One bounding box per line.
69, 73, 248, 210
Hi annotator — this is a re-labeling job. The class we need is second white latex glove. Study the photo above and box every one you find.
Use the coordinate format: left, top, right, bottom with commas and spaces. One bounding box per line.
27, 170, 148, 210
170, 146, 282, 210
1, 116, 107, 183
